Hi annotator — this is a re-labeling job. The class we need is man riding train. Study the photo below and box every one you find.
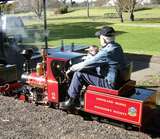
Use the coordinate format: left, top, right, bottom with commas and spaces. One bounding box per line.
60, 26, 130, 110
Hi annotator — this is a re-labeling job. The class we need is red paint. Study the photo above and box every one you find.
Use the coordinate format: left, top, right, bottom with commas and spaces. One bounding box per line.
26, 72, 46, 88
87, 80, 136, 96
87, 85, 119, 95
46, 57, 63, 103
0, 82, 22, 93
85, 91, 142, 126
19, 95, 26, 101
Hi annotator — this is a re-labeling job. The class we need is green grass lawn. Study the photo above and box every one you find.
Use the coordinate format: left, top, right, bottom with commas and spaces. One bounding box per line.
19, 7, 160, 56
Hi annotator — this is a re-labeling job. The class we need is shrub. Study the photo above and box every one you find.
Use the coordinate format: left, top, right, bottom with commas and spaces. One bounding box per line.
59, 5, 68, 14
54, 5, 68, 14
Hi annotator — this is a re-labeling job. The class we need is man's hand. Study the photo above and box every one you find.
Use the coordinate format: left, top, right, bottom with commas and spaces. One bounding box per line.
66, 69, 71, 75
66, 69, 72, 79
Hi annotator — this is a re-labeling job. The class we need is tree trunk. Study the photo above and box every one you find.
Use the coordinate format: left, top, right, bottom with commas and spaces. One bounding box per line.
87, 0, 90, 17
118, 11, 123, 23
70, 0, 73, 6
115, 3, 124, 23
120, 14, 124, 23
130, 12, 134, 21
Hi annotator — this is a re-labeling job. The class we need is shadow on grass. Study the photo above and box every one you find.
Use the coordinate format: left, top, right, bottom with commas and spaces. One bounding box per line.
135, 18, 160, 23
126, 53, 153, 72
47, 16, 110, 21
27, 21, 160, 74
27, 21, 126, 41
47, 22, 115, 40
135, 7, 153, 12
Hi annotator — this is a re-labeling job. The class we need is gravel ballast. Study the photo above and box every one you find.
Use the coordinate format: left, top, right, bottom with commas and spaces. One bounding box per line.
0, 95, 157, 139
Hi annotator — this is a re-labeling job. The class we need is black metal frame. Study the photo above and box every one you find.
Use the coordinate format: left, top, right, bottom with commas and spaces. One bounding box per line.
43, 0, 48, 51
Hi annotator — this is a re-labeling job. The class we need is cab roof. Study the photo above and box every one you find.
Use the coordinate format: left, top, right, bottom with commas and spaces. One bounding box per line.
47, 51, 85, 60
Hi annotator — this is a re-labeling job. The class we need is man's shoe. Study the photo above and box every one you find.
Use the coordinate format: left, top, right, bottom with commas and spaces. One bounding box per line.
59, 97, 80, 110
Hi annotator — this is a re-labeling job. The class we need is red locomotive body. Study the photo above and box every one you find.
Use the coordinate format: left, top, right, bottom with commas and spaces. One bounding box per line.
85, 86, 156, 127
17, 48, 159, 130
0, 47, 159, 131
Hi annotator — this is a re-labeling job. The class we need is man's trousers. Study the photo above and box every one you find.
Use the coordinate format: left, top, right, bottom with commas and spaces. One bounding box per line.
68, 71, 113, 98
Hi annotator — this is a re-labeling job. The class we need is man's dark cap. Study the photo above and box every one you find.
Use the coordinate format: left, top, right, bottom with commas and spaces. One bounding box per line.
95, 26, 115, 37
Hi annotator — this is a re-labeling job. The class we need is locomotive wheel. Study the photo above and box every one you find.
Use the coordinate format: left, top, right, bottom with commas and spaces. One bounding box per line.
91, 114, 100, 122
48, 101, 59, 109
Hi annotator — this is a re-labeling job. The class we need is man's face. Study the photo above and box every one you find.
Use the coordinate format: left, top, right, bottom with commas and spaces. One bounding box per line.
100, 35, 106, 47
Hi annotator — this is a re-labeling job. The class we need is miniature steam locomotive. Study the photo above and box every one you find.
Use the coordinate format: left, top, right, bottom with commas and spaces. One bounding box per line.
0, 46, 160, 132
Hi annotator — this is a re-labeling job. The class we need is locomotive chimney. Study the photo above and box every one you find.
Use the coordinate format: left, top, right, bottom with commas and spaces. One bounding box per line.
21, 48, 33, 73
60, 40, 64, 51
71, 42, 74, 51
40, 48, 47, 75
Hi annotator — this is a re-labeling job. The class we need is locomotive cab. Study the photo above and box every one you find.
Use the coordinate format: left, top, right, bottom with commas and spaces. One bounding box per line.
46, 51, 85, 103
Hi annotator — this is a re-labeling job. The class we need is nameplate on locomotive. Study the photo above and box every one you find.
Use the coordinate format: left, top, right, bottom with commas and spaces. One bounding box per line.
84, 91, 142, 126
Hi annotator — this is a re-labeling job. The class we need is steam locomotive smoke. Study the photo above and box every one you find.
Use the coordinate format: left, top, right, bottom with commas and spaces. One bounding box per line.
0, 14, 31, 75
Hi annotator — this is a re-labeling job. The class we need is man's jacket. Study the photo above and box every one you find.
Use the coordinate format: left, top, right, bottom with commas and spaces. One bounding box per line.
70, 42, 128, 88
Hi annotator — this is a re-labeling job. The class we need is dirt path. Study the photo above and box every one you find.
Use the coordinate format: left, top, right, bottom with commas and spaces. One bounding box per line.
131, 61, 160, 84
126, 53, 160, 88
117, 23, 160, 28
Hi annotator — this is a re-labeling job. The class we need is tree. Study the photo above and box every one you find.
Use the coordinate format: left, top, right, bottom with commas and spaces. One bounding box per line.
31, 0, 43, 19
0, 1, 16, 14
15, 0, 32, 13
47, 0, 61, 8
152, 0, 160, 4
59, 0, 67, 4
125, 0, 137, 21
114, 0, 126, 22
87, 0, 89, 17
114, 0, 143, 22
95, 0, 109, 7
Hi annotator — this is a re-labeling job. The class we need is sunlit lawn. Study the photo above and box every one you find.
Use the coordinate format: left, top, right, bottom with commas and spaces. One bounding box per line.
18, 7, 160, 56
